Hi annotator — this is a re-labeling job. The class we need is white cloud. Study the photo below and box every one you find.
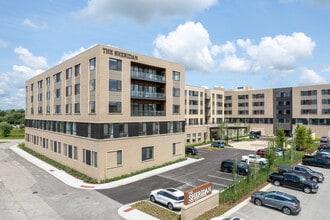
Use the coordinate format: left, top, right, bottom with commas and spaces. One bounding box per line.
322, 65, 330, 72
58, 47, 87, 63
299, 68, 326, 85
245, 32, 316, 73
0, 47, 48, 110
219, 55, 251, 73
14, 47, 48, 69
76, 0, 218, 23
23, 18, 47, 29
153, 21, 216, 72
218, 41, 236, 54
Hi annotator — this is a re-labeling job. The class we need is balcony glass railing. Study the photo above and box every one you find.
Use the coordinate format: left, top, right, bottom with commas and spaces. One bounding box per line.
131, 91, 165, 99
131, 70, 165, 83
131, 110, 165, 116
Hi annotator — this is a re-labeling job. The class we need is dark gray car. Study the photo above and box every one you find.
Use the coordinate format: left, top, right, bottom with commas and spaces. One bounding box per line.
251, 191, 301, 215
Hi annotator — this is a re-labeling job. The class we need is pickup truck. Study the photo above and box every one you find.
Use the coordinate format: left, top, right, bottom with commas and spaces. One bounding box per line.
268, 172, 319, 193
278, 165, 324, 183
241, 154, 268, 165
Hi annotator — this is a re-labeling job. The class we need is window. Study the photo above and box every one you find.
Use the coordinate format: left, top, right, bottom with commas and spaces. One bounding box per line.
173, 71, 180, 81
119, 123, 128, 137
117, 150, 122, 166
74, 84, 80, 95
89, 101, 96, 113
54, 88, 61, 98
173, 88, 180, 97
109, 80, 122, 91
103, 123, 113, 138
142, 146, 154, 161
54, 105, 61, 114
74, 64, 80, 76
301, 90, 317, 96
152, 122, 159, 134
172, 143, 176, 155
38, 93, 42, 101
46, 77, 50, 85
66, 104, 72, 114
90, 79, 96, 91
139, 122, 147, 135
46, 91, 50, 100
66, 68, 72, 79
37, 80, 43, 88
74, 146, 78, 160
83, 149, 97, 167
173, 105, 180, 114
68, 145, 72, 158
66, 86, 72, 96
109, 58, 122, 71
53, 72, 61, 83
109, 101, 121, 113
89, 58, 96, 70
74, 103, 80, 113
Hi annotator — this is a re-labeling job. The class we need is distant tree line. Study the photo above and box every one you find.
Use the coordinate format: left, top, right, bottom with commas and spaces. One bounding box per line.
0, 109, 25, 125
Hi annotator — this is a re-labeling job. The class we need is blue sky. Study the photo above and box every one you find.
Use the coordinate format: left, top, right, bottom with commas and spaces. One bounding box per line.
1, 0, 330, 110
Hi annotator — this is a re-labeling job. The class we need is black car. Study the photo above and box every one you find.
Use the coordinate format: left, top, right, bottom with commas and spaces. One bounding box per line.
220, 160, 249, 175
302, 154, 330, 168
185, 147, 198, 155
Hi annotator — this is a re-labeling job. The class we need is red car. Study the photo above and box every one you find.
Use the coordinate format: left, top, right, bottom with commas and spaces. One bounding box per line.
256, 149, 265, 157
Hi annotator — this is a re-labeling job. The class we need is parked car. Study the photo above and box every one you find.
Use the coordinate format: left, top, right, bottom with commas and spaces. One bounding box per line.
278, 165, 324, 183
185, 147, 198, 155
268, 172, 319, 193
318, 144, 330, 150
211, 140, 225, 148
251, 191, 301, 215
241, 154, 268, 165
149, 188, 184, 210
249, 130, 261, 139
302, 153, 330, 168
220, 160, 250, 176
256, 148, 283, 157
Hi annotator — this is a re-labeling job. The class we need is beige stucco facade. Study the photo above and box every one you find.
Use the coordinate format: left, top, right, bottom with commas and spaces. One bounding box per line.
25, 45, 186, 181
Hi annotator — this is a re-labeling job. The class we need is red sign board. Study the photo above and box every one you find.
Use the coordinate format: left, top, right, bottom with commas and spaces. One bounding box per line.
184, 182, 212, 205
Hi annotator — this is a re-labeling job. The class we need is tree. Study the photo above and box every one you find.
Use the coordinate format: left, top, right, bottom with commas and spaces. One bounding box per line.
0, 122, 12, 137
275, 129, 286, 159
294, 124, 308, 151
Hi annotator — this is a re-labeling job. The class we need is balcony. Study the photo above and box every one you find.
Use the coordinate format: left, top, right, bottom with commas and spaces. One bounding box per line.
131, 110, 165, 116
131, 91, 165, 100
131, 70, 165, 83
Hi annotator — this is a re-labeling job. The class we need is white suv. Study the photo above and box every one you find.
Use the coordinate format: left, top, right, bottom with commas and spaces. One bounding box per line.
149, 188, 184, 210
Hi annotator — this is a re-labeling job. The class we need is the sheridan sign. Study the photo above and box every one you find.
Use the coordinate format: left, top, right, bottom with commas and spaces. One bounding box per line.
102, 47, 138, 60
184, 182, 212, 205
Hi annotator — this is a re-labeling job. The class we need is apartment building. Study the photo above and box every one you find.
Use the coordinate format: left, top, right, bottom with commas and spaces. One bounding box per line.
25, 45, 186, 181
185, 86, 224, 144
185, 84, 330, 145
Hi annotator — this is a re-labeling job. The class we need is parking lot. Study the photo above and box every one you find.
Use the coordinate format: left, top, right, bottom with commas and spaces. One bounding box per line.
97, 146, 255, 204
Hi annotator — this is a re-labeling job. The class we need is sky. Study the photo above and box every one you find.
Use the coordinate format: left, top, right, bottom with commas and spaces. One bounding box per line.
1, 0, 330, 110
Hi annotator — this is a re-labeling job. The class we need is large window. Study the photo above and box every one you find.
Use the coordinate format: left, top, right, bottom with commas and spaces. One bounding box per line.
89, 58, 96, 70
53, 72, 61, 83
90, 79, 96, 91
109, 58, 122, 71
83, 149, 98, 167
109, 80, 122, 91
89, 101, 96, 113
117, 150, 122, 166
173, 105, 180, 114
74, 103, 80, 113
66, 86, 72, 96
173, 71, 180, 81
74, 64, 80, 76
66, 104, 72, 114
66, 68, 72, 79
173, 88, 180, 97
142, 146, 154, 161
74, 84, 80, 95
109, 101, 121, 113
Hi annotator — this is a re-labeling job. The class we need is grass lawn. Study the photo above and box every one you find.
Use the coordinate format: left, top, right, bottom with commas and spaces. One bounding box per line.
0, 128, 25, 139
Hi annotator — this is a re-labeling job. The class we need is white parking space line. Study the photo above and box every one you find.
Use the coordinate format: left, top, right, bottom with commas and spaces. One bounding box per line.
208, 174, 234, 182
198, 179, 227, 187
